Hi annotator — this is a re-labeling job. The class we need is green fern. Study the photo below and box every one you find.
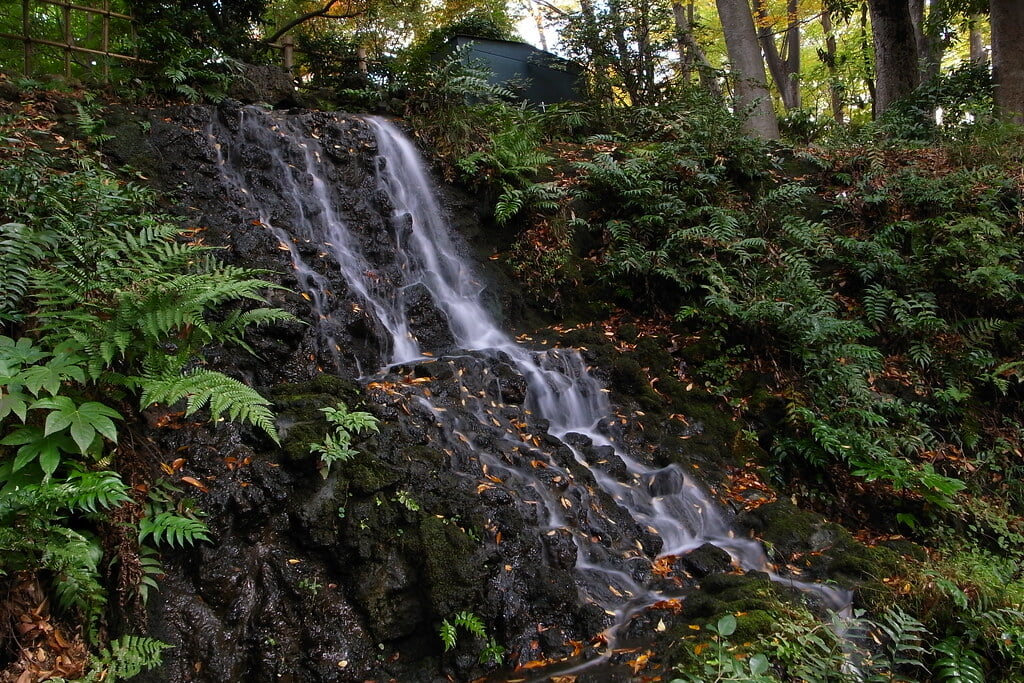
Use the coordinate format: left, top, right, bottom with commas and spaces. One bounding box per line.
868, 607, 930, 681
0, 222, 54, 319
933, 638, 986, 683
138, 510, 211, 549
65, 635, 173, 683
439, 610, 505, 665
140, 368, 279, 442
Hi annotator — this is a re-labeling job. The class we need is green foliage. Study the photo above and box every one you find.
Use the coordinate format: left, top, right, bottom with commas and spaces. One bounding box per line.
140, 369, 279, 443
309, 402, 380, 477
563, 119, 1024, 509
933, 637, 985, 683
398, 12, 515, 84
763, 611, 857, 682
868, 607, 930, 681
455, 106, 565, 225
0, 467, 129, 639
439, 610, 505, 665
128, 5, 247, 103
874, 63, 995, 144
0, 222, 54, 321
5, 151, 289, 441
1, 102, 286, 663
671, 614, 774, 683
58, 634, 172, 683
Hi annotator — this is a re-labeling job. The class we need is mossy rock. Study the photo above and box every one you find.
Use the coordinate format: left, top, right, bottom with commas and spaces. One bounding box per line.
737, 500, 907, 586
346, 455, 402, 494
418, 515, 485, 617
682, 572, 785, 622
270, 375, 366, 461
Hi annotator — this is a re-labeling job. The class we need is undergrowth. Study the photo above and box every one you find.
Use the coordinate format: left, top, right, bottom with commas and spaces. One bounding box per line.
1, 90, 290, 675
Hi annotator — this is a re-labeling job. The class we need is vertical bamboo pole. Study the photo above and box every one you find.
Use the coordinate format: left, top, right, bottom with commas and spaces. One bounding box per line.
102, 0, 109, 81
22, 0, 32, 77
62, 0, 71, 78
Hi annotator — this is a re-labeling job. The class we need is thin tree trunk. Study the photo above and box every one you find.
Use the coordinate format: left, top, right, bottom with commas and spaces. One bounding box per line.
784, 0, 800, 109
867, 0, 919, 116
861, 3, 876, 111
751, 0, 789, 109
578, 0, 614, 103
671, 0, 722, 99
908, 0, 942, 82
751, 0, 799, 110
608, 0, 641, 104
821, 9, 844, 123
969, 13, 986, 64
716, 0, 779, 138
991, 0, 1024, 123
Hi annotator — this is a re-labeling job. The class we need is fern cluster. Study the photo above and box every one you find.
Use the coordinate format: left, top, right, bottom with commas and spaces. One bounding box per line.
568, 124, 1024, 514
2, 103, 292, 669
439, 610, 505, 666
552, 115, 1024, 678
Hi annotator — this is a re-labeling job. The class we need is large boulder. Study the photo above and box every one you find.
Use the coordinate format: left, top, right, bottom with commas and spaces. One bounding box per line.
228, 64, 296, 107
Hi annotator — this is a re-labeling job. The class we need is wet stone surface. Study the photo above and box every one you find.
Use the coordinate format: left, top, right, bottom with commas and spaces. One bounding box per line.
110, 103, 872, 682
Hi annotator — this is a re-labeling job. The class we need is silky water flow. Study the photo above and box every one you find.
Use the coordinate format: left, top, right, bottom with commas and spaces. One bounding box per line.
207, 107, 852, 675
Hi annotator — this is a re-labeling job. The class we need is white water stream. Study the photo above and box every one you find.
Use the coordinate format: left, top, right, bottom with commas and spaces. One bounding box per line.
210, 108, 851, 672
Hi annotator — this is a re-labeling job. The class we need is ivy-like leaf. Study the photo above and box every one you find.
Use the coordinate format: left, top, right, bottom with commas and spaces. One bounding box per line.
32, 396, 122, 453
18, 353, 86, 396
0, 385, 29, 422
0, 426, 76, 477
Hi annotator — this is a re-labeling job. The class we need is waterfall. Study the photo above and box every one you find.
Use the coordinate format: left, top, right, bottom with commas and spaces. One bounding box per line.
209, 107, 850, 672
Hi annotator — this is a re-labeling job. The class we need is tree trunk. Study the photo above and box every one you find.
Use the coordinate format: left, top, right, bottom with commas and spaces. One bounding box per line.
784, 0, 800, 109
671, 0, 722, 98
991, 0, 1024, 124
969, 13, 986, 64
908, 0, 942, 82
716, 0, 779, 139
821, 9, 844, 123
608, 0, 641, 104
578, 0, 614, 103
751, 0, 800, 111
867, 0, 920, 116
861, 4, 877, 114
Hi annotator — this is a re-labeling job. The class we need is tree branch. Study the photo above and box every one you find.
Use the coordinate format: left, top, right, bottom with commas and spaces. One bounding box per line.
264, 0, 364, 45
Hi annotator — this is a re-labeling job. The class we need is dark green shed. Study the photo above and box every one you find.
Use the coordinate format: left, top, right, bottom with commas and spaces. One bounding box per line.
447, 35, 584, 105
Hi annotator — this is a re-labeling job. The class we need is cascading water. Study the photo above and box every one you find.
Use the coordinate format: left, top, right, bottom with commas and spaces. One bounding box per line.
207, 106, 851, 676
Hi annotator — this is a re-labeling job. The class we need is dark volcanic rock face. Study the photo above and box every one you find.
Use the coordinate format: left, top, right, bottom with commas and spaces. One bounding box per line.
123, 103, 622, 682
115, 102, 863, 683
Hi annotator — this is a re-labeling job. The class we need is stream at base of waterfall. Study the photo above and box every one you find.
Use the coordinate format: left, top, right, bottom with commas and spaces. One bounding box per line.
203, 105, 851, 679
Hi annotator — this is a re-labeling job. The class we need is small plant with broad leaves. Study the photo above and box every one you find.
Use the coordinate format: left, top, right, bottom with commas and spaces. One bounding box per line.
309, 402, 380, 477
672, 614, 773, 683
439, 610, 505, 666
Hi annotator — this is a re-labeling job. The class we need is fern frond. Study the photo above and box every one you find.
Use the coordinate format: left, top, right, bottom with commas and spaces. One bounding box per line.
140, 368, 279, 442
934, 638, 985, 683
63, 469, 132, 513
93, 635, 172, 682
1, 222, 54, 317
138, 511, 211, 548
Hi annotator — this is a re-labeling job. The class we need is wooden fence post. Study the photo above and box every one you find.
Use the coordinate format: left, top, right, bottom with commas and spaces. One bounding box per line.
102, 0, 110, 82
282, 35, 294, 71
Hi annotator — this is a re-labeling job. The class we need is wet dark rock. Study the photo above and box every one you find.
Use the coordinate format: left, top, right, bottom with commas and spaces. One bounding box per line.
227, 65, 296, 107
107, 104, 875, 683
682, 543, 733, 578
